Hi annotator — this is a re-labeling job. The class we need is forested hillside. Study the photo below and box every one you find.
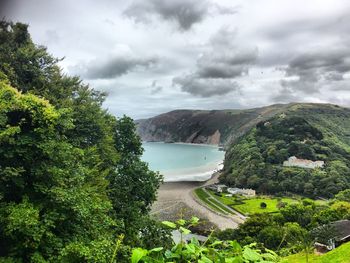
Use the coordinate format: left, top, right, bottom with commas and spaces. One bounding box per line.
221, 104, 350, 197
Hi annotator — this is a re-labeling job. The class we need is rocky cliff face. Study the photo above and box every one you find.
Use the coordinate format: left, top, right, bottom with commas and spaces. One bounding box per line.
136, 104, 293, 145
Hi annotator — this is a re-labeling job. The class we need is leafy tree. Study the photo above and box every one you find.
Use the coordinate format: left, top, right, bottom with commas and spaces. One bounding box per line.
109, 116, 163, 245
260, 202, 267, 209
0, 82, 115, 261
0, 20, 165, 261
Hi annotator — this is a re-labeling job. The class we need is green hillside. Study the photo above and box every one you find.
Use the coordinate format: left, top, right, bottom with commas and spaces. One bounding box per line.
136, 104, 290, 144
281, 242, 350, 263
220, 103, 350, 198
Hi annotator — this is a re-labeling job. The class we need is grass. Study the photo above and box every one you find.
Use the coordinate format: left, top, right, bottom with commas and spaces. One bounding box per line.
207, 191, 299, 215
232, 197, 298, 215
196, 188, 327, 217
194, 188, 233, 215
280, 242, 350, 263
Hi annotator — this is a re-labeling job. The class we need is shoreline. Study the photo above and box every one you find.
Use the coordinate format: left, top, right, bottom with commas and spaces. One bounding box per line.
152, 172, 244, 230
143, 141, 221, 148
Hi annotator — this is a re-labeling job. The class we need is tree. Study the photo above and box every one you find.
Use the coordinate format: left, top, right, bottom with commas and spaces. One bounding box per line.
109, 116, 163, 245
0, 82, 115, 261
0, 20, 165, 261
260, 202, 267, 209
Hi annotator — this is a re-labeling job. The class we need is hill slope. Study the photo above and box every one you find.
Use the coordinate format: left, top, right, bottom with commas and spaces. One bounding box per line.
136, 104, 291, 145
281, 241, 350, 263
220, 103, 350, 198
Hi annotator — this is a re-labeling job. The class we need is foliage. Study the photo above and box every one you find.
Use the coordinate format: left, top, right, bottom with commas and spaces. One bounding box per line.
0, 20, 164, 261
215, 200, 350, 255
131, 218, 279, 263
281, 241, 350, 263
221, 106, 350, 198
0, 81, 115, 261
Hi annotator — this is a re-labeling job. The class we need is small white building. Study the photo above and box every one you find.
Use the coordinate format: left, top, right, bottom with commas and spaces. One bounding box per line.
283, 156, 324, 169
207, 184, 227, 193
227, 188, 256, 197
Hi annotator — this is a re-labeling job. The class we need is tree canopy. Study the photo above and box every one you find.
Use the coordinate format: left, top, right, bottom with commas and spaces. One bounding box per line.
0, 20, 163, 262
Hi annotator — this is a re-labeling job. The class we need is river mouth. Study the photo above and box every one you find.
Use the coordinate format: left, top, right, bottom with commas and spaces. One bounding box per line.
141, 142, 225, 182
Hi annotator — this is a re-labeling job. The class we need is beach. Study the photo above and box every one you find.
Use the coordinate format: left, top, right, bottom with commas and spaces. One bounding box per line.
151, 172, 244, 230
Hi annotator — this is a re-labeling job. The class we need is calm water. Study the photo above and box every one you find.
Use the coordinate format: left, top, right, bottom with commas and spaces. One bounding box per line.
141, 142, 225, 182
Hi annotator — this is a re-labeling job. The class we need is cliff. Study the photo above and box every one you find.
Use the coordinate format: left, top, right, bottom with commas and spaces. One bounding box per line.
136, 104, 292, 145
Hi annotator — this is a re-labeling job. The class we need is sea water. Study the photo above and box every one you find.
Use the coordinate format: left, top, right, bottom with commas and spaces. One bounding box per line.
141, 142, 225, 182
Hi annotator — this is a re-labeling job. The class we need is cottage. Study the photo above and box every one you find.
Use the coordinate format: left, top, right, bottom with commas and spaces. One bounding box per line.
283, 156, 324, 169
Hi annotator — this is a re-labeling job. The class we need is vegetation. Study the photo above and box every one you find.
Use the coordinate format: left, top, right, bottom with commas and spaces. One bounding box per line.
215, 197, 350, 256
1, 20, 350, 262
131, 217, 279, 263
194, 188, 232, 215
281, 241, 350, 263
209, 192, 298, 215
0, 20, 165, 262
221, 105, 350, 198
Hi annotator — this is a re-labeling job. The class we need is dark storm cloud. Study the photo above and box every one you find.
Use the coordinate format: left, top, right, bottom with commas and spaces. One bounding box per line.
123, 0, 236, 31
173, 74, 240, 97
78, 55, 158, 80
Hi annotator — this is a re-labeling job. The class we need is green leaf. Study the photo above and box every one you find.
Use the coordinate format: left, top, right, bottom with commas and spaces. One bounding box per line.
176, 219, 186, 226
209, 240, 223, 247
190, 216, 200, 224
162, 221, 177, 229
243, 247, 261, 261
131, 248, 148, 263
149, 247, 163, 253
179, 226, 191, 235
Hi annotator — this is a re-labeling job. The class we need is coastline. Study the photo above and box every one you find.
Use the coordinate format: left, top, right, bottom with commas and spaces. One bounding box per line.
151, 172, 244, 230
143, 141, 221, 148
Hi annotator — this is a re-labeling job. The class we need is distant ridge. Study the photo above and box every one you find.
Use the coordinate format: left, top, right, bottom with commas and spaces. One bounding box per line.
136, 103, 346, 145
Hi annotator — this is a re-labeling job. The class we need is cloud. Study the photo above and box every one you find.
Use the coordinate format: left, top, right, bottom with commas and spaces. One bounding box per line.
280, 47, 350, 93
74, 55, 158, 80
197, 48, 258, 78
123, 0, 237, 31
172, 27, 258, 97
150, 80, 163, 94
173, 74, 240, 97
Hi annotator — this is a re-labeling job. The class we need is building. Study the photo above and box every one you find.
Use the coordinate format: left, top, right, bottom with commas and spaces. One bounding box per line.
227, 187, 256, 197
206, 184, 227, 193
283, 156, 324, 169
314, 220, 350, 253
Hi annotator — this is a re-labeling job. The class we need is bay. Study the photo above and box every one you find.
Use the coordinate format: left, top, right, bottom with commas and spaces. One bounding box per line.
141, 142, 225, 182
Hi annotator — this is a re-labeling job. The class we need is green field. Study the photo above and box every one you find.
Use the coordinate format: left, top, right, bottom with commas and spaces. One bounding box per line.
194, 188, 233, 215
207, 190, 299, 215
281, 242, 350, 263
232, 197, 298, 215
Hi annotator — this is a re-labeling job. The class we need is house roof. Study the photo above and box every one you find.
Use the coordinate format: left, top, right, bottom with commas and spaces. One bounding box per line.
332, 220, 350, 241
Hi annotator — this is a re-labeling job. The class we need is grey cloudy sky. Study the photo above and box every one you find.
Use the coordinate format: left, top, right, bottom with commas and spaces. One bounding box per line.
2, 0, 350, 119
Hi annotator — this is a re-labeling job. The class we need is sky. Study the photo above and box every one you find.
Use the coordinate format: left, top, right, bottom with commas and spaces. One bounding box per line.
1, 0, 350, 119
